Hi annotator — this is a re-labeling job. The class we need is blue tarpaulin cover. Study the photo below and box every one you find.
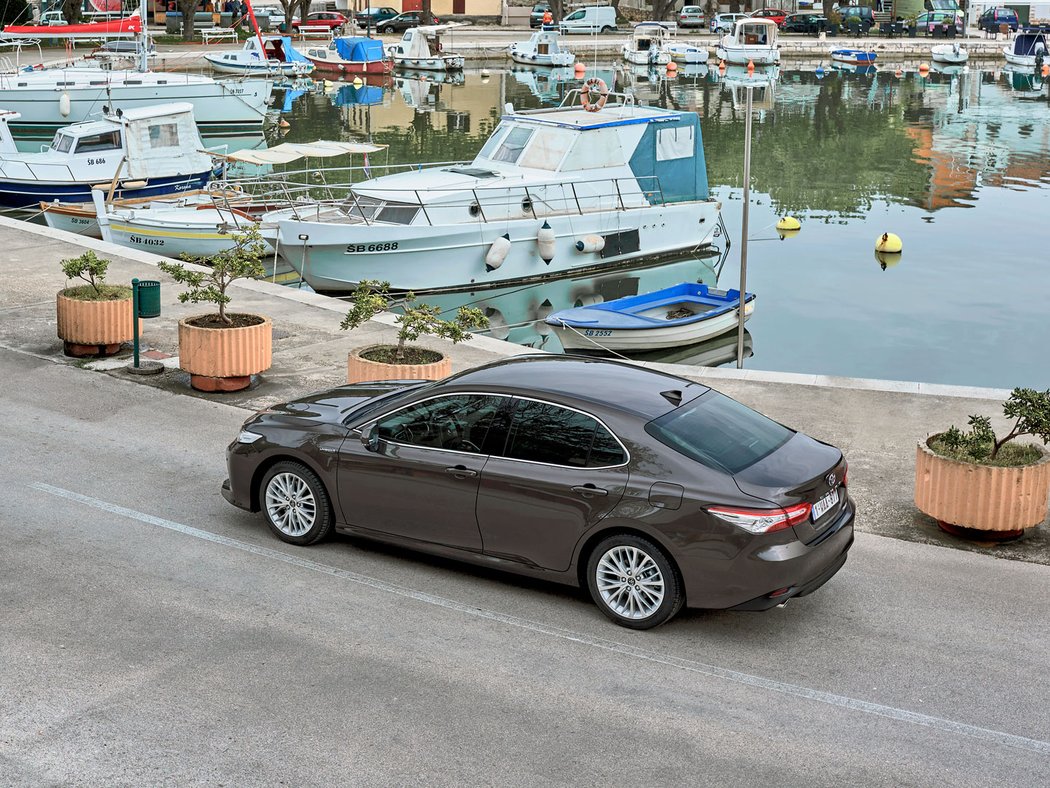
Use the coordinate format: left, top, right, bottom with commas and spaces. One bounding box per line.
334, 36, 385, 62
279, 36, 312, 64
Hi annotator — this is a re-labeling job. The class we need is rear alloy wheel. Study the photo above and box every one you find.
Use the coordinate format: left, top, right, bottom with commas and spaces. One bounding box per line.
586, 534, 683, 629
383, 26, 395, 33
260, 461, 334, 546
601, 25, 613, 33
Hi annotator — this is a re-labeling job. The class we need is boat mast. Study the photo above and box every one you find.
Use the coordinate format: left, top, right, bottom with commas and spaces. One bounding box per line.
138, 0, 148, 72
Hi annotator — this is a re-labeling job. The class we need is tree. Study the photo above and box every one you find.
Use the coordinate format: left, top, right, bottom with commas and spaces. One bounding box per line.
296, 0, 312, 25
177, 0, 200, 41
1, 0, 31, 28
278, 0, 297, 31
60, 0, 82, 24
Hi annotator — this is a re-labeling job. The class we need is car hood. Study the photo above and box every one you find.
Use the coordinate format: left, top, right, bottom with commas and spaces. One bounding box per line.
266, 380, 431, 424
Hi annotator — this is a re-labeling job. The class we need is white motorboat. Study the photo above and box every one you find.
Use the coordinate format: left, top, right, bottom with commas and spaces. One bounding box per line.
83, 141, 386, 259
931, 43, 968, 64
204, 35, 314, 76
665, 42, 709, 64
0, 103, 213, 209
715, 17, 780, 66
509, 29, 575, 67
622, 22, 672, 66
261, 90, 724, 293
1003, 30, 1048, 67
388, 24, 466, 71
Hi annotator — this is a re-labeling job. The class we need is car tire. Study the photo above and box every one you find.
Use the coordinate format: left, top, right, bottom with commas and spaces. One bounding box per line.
382, 25, 394, 33
586, 534, 684, 630
260, 461, 334, 546
600, 25, 613, 33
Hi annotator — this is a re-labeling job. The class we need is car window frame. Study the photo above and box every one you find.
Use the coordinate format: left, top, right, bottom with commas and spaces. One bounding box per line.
493, 394, 630, 470
358, 391, 513, 458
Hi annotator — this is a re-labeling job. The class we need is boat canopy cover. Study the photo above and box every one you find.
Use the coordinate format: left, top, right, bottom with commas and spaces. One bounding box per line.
628, 112, 709, 204
334, 36, 385, 63
118, 103, 212, 180
331, 84, 384, 107
278, 36, 312, 64
226, 140, 387, 165
1012, 32, 1047, 55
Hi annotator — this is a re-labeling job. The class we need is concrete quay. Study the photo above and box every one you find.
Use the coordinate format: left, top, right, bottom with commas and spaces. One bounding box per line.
2, 214, 1047, 564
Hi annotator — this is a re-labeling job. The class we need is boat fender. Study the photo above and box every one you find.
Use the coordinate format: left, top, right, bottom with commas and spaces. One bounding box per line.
575, 234, 605, 254
580, 77, 608, 112
875, 232, 902, 254
485, 233, 511, 272
59, 92, 71, 117
537, 221, 556, 264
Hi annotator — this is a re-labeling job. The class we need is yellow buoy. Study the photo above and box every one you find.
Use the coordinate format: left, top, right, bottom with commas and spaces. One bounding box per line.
776, 217, 801, 233
352, 76, 363, 88
875, 232, 902, 254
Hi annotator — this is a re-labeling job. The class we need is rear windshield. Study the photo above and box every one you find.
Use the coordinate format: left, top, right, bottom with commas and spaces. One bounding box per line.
645, 391, 793, 474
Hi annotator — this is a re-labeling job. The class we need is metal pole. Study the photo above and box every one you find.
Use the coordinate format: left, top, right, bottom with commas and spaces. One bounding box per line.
736, 85, 753, 370
132, 278, 140, 369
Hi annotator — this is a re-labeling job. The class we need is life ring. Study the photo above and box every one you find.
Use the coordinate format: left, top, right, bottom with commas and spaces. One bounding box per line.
580, 77, 608, 112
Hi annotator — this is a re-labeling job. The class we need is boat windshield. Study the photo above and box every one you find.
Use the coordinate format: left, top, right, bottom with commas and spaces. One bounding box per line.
75, 130, 121, 154
343, 196, 420, 224
50, 133, 74, 153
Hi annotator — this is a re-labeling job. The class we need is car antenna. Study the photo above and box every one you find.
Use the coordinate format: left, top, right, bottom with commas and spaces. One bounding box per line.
660, 390, 683, 406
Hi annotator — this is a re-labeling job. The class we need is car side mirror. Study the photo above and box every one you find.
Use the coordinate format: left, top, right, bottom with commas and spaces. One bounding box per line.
361, 423, 380, 452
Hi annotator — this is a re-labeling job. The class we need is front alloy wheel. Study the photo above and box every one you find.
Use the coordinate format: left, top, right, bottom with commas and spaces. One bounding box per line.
261, 461, 334, 545
586, 534, 683, 629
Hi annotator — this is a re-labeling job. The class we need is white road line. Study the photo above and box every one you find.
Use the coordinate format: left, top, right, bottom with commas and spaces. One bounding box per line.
32, 481, 1050, 757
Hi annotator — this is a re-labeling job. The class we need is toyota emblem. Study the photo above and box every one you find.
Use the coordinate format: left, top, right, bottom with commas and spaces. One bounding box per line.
826, 472, 837, 488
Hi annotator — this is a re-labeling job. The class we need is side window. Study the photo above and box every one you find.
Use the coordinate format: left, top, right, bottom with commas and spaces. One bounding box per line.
502, 399, 625, 468
374, 394, 504, 453
565, 10, 583, 20
74, 130, 121, 153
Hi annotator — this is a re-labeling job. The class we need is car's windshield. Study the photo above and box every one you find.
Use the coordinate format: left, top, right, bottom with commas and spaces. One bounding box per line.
343, 382, 440, 425
645, 391, 793, 474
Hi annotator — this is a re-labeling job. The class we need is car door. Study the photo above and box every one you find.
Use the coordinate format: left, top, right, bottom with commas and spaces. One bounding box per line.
336, 393, 508, 551
475, 397, 629, 572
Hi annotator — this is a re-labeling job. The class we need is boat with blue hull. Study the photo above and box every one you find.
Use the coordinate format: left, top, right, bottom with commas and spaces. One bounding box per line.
0, 103, 214, 209
545, 282, 755, 351
830, 49, 877, 65
263, 90, 724, 293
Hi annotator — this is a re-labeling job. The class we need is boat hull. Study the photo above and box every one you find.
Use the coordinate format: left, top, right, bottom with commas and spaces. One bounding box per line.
666, 45, 708, 64
715, 44, 779, 65
203, 55, 311, 76
553, 307, 752, 351
105, 216, 244, 259
0, 171, 210, 210
302, 56, 391, 75
831, 50, 877, 65
1003, 50, 1041, 66
393, 55, 465, 71
931, 45, 968, 64
272, 200, 722, 293
622, 47, 672, 66
0, 75, 272, 138
509, 51, 575, 67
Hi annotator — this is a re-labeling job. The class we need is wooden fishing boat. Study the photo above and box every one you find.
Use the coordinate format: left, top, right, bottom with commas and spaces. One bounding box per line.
545, 283, 755, 351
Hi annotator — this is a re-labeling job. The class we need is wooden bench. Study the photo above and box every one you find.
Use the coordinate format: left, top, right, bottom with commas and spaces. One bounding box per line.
200, 27, 238, 45
297, 25, 334, 40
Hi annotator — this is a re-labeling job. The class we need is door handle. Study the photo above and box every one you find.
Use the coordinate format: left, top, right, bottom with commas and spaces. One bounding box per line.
571, 484, 608, 498
445, 465, 478, 479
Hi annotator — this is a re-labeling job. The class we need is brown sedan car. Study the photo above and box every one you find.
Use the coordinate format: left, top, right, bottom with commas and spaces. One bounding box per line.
222, 356, 855, 629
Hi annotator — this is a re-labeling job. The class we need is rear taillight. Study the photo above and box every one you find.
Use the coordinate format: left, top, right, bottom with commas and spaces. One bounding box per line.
842, 460, 849, 488
707, 503, 812, 534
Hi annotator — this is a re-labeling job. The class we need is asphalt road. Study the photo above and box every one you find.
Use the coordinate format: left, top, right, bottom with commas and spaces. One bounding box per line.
3, 346, 1049, 786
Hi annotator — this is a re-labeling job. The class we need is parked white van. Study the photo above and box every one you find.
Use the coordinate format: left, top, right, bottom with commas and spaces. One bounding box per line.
559, 6, 617, 34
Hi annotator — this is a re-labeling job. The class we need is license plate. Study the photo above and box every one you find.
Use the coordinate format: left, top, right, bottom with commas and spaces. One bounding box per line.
812, 489, 838, 521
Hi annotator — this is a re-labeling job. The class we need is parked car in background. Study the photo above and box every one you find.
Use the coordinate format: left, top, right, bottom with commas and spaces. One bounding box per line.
837, 4, 875, 31
291, 11, 348, 32
711, 12, 748, 33
750, 8, 789, 27
39, 10, 67, 25
530, 2, 552, 28
678, 6, 706, 28
222, 356, 855, 630
916, 9, 964, 34
559, 5, 616, 34
354, 6, 399, 28
378, 11, 439, 33
978, 6, 1020, 32
781, 12, 827, 33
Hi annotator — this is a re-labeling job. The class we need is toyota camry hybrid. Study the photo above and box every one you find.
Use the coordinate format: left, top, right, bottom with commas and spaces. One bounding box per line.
222, 356, 855, 629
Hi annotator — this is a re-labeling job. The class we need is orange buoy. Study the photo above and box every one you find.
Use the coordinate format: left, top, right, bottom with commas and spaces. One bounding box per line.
718, 59, 726, 72
918, 62, 929, 74
666, 60, 678, 73
746, 58, 755, 74
574, 62, 586, 76
1043, 63, 1049, 77
895, 68, 903, 77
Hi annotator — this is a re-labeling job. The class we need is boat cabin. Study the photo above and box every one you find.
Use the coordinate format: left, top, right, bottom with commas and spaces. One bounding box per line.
1009, 30, 1048, 60
729, 17, 778, 45
392, 25, 453, 59
630, 22, 671, 52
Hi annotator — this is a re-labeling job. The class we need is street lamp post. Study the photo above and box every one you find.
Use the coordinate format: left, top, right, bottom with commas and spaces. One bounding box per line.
736, 85, 753, 370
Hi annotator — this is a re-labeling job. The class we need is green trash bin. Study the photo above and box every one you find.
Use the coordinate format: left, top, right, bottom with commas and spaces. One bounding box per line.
135, 279, 161, 318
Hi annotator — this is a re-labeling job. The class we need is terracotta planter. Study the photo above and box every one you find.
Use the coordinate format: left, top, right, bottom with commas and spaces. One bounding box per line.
347, 345, 451, 384
56, 289, 136, 357
915, 434, 1050, 538
178, 315, 272, 392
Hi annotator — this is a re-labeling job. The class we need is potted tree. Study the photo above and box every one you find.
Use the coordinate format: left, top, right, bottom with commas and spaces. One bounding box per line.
340, 280, 488, 384
56, 250, 136, 357
915, 388, 1050, 541
157, 227, 271, 393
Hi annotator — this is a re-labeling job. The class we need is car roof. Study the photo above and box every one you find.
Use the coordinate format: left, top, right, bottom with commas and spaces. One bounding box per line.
439, 355, 709, 419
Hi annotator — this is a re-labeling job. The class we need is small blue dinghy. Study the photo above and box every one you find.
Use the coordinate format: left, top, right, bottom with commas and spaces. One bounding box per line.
545, 282, 756, 352
830, 49, 877, 65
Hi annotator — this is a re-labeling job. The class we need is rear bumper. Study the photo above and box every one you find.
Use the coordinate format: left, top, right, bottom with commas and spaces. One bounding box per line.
680, 496, 856, 610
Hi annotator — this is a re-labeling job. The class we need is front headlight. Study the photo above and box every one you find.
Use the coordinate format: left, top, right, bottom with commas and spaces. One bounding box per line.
237, 430, 264, 444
